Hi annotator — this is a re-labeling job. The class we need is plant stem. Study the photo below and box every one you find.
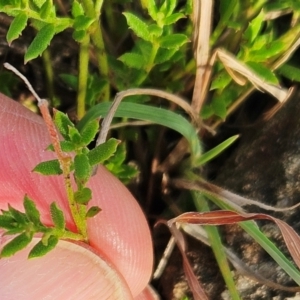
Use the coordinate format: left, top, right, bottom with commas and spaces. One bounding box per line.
62, 231, 84, 241
42, 49, 56, 106
95, 0, 104, 16
77, 34, 90, 119
90, 23, 110, 100
80, 0, 110, 102
37, 101, 88, 240
64, 171, 88, 240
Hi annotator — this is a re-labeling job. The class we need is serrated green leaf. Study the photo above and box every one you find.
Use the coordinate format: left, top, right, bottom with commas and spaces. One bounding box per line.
251, 40, 286, 61
4, 228, 26, 235
68, 126, 81, 145
86, 206, 101, 218
136, 40, 152, 58
0, 0, 20, 11
159, 34, 189, 49
123, 12, 151, 42
46, 141, 76, 152
23, 195, 42, 225
246, 61, 279, 85
148, 24, 163, 38
250, 33, 273, 52
60, 140, 76, 152
146, 0, 158, 21
243, 10, 264, 44
105, 162, 138, 184
219, 0, 237, 24
0, 208, 12, 218
40, 0, 54, 19
210, 71, 232, 90
88, 138, 119, 166
72, 29, 86, 42
200, 105, 214, 119
6, 12, 28, 44
79, 119, 99, 145
107, 142, 126, 165
8, 204, 28, 224
0, 214, 16, 230
278, 63, 300, 82
119, 52, 146, 69
71, 0, 84, 18
74, 187, 92, 204
216, 87, 238, 109
33, 159, 62, 175
53, 109, 74, 139
31, 0, 46, 8
164, 13, 185, 25
59, 73, 78, 90
210, 70, 232, 91
154, 47, 177, 64
85, 74, 107, 106
74, 154, 91, 181
25, 24, 55, 63
50, 202, 65, 230
211, 0, 237, 44
212, 97, 227, 120
74, 15, 94, 31
159, 0, 176, 17
28, 235, 58, 258
1, 232, 33, 257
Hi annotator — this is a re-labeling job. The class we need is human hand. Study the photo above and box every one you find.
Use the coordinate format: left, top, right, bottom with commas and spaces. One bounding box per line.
0, 93, 155, 299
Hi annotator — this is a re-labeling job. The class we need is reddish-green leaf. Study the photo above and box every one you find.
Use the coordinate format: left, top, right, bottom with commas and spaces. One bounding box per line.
169, 210, 300, 270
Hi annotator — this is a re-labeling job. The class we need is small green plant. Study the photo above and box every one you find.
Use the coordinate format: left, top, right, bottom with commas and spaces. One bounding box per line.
0, 64, 120, 257
2, 0, 300, 299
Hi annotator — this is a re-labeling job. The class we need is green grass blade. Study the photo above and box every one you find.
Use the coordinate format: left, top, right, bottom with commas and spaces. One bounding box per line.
193, 191, 241, 300
239, 221, 300, 286
203, 192, 300, 285
77, 102, 202, 160
195, 135, 239, 166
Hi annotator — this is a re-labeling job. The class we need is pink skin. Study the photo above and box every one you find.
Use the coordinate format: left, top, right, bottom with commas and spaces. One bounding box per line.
0, 94, 155, 299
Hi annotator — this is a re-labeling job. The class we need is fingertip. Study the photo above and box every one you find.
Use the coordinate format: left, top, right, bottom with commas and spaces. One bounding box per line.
0, 238, 134, 300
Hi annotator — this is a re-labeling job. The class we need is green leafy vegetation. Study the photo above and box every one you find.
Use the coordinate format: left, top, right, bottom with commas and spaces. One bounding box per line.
1, 0, 300, 298
0, 101, 118, 258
